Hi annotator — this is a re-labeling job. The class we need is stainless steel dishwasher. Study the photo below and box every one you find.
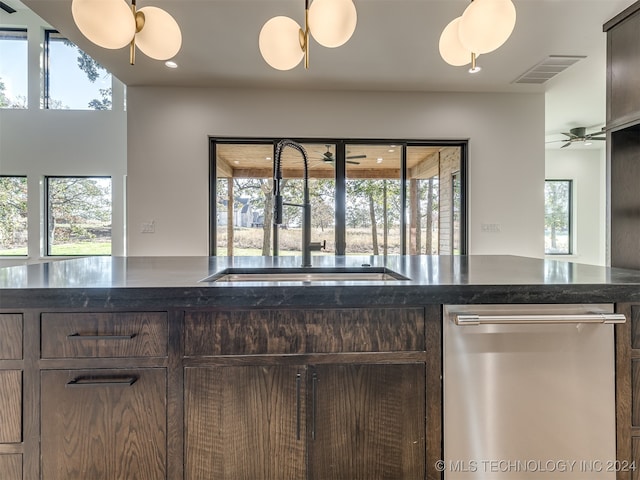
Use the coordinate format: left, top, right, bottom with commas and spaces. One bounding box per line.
443, 304, 625, 480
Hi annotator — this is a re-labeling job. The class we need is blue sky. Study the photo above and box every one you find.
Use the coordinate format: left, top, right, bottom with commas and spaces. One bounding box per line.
1, 31, 112, 109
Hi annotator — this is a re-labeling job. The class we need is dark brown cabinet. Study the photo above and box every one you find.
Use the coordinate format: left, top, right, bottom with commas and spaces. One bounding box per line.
185, 365, 306, 480
39, 311, 169, 480
184, 306, 432, 480
0, 314, 23, 360
615, 303, 640, 480
0, 370, 22, 444
607, 5, 640, 474
0, 314, 23, 480
40, 368, 167, 480
0, 455, 21, 480
309, 363, 426, 480
0, 305, 437, 480
185, 363, 426, 480
605, 2, 640, 128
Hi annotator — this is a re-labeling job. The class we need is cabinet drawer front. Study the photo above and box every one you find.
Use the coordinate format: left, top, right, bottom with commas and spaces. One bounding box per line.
0, 315, 23, 360
305, 307, 426, 353
41, 368, 166, 480
0, 371, 22, 443
41, 312, 168, 358
0, 455, 21, 480
185, 310, 305, 356
185, 307, 425, 356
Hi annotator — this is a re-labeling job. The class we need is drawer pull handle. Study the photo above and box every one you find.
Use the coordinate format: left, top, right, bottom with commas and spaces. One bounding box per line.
66, 375, 138, 387
312, 372, 318, 441
296, 372, 302, 441
67, 333, 137, 340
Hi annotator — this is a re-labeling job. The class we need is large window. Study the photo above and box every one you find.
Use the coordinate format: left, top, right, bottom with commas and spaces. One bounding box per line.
214, 142, 336, 256
211, 139, 467, 257
43, 30, 112, 110
545, 179, 572, 255
0, 176, 28, 256
0, 28, 28, 109
46, 177, 112, 256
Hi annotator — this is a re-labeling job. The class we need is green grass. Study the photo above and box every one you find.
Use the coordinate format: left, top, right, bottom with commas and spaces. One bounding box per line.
49, 242, 112, 256
0, 247, 28, 256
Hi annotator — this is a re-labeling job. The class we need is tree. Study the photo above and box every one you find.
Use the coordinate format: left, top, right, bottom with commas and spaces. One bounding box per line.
48, 178, 111, 247
63, 39, 111, 110
545, 181, 570, 252
346, 179, 401, 254
0, 177, 28, 252
0, 77, 27, 109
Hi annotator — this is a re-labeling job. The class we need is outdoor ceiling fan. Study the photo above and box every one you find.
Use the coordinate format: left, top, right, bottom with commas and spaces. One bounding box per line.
316, 145, 366, 165
547, 127, 606, 148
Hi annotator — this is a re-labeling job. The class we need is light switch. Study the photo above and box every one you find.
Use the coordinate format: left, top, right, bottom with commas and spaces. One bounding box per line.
141, 221, 156, 233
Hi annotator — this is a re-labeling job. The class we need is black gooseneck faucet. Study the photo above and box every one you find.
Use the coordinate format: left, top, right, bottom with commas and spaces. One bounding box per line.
273, 139, 313, 267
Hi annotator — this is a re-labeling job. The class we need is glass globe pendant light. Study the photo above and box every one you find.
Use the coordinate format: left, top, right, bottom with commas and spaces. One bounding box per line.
458, 0, 516, 55
259, 16, 306, 71
71, 0, 182, 65
71, 0, 135, 49
308, 0, 357, 48
259, 0, 357, 71
134, 6, 182, 61
439, 16, 475, 67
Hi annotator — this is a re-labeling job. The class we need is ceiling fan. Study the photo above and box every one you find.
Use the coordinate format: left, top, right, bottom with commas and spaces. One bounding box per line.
548, 127, 606, 148
316, 145, 366, 165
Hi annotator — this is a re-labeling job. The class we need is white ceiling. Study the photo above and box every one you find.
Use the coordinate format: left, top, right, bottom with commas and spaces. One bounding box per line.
14, 0, 638, 142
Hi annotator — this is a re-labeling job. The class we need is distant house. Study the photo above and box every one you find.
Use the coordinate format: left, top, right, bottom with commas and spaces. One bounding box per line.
217, 197, 260, 228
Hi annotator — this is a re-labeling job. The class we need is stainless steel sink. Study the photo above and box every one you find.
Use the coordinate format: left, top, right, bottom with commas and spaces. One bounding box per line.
201, 267, 409, 283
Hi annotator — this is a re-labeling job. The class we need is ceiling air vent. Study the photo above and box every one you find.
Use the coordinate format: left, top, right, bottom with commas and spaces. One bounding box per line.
513, 55, 586, 84
0, 1, 16, 13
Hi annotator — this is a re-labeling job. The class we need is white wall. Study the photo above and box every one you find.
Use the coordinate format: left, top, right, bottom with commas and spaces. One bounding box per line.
127, 86, 545, 257
545, 147, 606, 266
0, 7, 127, 265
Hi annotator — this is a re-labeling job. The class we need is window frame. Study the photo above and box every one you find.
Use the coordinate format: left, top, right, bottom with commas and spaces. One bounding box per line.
544, 179, 573, 256
44, 175, 113, 257
208, 137, 468, 257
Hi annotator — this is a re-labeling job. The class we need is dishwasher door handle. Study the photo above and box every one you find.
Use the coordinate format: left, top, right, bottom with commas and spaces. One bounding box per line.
455, 313, 626, 326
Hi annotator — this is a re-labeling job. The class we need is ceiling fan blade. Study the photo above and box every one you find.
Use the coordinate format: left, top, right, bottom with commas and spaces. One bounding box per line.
560, 142, 572, 148
346, 154, 366, 160
588, 137, 606, 141
560, 132, 575, 138
346, 160, 361, 165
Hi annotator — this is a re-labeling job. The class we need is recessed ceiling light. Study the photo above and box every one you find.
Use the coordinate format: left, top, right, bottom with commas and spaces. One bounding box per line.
377, 158, 383, 164
165, 60, 178, 69
388, 149, 395, 153
233, 160, 239, 165
266, 157, 272, 161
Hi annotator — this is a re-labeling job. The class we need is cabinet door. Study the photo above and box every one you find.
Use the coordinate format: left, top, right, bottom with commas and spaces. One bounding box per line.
0, 370, 21, 443
607, 8, 640, 126
41, 368, 167, 480
185, 365, 306, 480
0, 455, 21, 480
309, 363, 426, 480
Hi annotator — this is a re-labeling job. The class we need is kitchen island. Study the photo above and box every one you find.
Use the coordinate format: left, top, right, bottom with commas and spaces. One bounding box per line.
1, 254, 639, 480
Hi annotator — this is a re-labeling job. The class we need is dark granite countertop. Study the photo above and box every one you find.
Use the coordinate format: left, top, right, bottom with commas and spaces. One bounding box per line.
2, 255, 640, 309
